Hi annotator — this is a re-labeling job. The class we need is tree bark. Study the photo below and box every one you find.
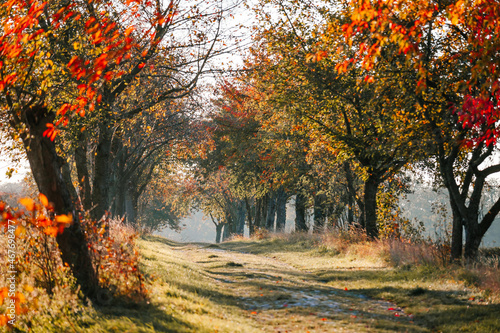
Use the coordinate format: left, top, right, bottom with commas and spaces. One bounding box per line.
363, 175, 380, 238
295, 193, 308, 232
449, 202, 463, 261
464, 227, 481, 261
254, 197, 263, 230
235, 201, 246, 236
92, 121, 112, 220
313, 193, 327, 234
347, 189, 354, 225
344, 162, 362, 226
215, 223, 223, 243
75, 132, 92, 211
275, 189, 287, 232
22, 106, 99, 300
222, 222, 231, 241
245, 198, 254, 236
265, 192, 277, 232
125, 187, 137, 224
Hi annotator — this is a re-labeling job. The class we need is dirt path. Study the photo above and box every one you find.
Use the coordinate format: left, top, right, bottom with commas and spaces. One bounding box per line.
171, 244, 426, 333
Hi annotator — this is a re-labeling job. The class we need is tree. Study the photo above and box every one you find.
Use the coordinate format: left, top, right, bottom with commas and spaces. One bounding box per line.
0, 0, 152, 299
338, 0, 500, 259
248, 0, 428, 238
0, 0, 239, 298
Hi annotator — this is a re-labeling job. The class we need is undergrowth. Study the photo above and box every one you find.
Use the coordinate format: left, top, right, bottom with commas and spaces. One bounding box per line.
0, 197, 148, 331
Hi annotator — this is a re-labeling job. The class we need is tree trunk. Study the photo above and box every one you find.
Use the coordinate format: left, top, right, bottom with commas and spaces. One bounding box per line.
92, 122, 112, 220
344, 162, 363, 227
464, 226, 482, 261
450, 204, 463, 261
295, 193, 308, 232
275, 189, 287, 232
113, 181, 126, 218
347, 190, 354, 225
222, 222, 231, 241
235, 201, 246, 236
75, 132, 92, 211
62, 163, 79, 205
22, 106, 99, 300
364, 175, 380, 238
313, 193, 327, 234
265, 192, 277, 232
245, 198, 254, 236
215, 223, 223, 243
254, 197, 263, 230
125, 187, 137, 224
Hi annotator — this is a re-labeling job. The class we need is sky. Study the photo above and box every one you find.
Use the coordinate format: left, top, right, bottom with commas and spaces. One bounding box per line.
0, 152, 29, 185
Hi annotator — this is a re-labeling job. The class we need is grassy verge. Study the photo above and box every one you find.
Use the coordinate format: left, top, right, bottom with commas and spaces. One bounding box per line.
3, 231, 499, 332
219, 232, 500, 333
1, 235, 262, 333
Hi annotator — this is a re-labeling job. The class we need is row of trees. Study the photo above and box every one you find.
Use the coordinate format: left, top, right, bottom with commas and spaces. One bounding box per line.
1, 0, 499, 301
187, 0, 500, 262
1, 0, 240, 299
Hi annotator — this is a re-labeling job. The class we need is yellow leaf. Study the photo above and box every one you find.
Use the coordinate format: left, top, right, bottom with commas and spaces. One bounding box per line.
15, 292, 26, 303
23, 285, 34, 293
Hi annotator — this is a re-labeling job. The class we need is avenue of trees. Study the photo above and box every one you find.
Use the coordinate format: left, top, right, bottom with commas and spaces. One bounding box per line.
188, 0, 500, 263
1, 0, 499, 300
1, 0, 240, 299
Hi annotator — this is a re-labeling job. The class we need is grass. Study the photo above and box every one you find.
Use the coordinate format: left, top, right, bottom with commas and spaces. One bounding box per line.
3, 230, 500, 332
1, 234, 261, 332
219, 232, 500, 332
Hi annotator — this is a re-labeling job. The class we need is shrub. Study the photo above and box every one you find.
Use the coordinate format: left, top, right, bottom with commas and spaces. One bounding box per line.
0, 196, 148, 330
84, 216, 148, 303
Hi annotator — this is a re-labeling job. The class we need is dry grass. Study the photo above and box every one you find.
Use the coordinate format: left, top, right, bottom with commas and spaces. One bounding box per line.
221, 230, 500, 332
244, 229, 500, 301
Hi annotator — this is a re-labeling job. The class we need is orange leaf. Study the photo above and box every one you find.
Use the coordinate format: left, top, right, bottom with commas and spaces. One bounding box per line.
124, 26, 134, 37
39, 193, 49, 208
55, 214, 73, 224
19, 198, 35, 211
44, 226, 58, 237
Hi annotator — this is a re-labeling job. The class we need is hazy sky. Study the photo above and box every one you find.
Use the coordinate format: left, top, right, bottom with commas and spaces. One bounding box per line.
0, 149, 29, 184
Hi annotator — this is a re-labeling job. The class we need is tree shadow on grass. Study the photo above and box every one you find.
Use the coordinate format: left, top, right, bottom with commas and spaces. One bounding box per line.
195, 256, 500, 332
350, 286, 500, 332
217, 239, 314, 255
93, 298, 195, 333
141, 234, 188, 248
171, 267, 429, 332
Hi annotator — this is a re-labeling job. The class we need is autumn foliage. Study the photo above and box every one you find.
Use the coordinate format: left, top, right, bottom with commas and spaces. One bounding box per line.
0, 196, 147, 328
335, 0, 500, 146
0, 0, 177, 136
